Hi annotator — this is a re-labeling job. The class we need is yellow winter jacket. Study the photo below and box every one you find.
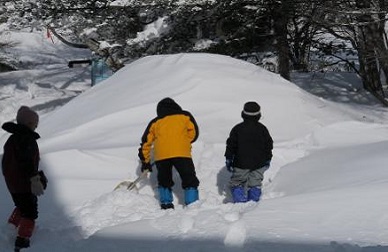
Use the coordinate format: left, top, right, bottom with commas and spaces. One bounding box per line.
138, 98, 199, 163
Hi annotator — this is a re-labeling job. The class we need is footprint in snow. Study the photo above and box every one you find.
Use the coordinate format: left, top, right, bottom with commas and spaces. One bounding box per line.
179, 216, 195, 233
223, 220, 247, 248
0, 224, 17, 249
223, 211, 240, 222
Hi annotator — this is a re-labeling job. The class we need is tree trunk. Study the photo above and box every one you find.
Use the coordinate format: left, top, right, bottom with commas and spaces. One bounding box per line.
356, 0, 384, 96
273, 0, 291, 80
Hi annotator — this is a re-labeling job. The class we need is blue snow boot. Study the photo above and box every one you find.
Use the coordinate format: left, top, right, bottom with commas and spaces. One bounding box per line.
247, 187, 262, 202
231, 186, 247, 203
185, 187, 199, 205
159, 187, 174, 210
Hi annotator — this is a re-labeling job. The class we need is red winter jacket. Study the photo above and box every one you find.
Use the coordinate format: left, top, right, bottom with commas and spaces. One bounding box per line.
2, 122, 40, 193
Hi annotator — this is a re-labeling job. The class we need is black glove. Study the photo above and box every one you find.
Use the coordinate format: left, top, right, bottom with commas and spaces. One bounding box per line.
141, 162, 152, 172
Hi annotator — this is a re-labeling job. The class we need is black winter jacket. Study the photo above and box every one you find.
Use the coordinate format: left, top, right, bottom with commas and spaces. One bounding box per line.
225, 117, 273, 170
2, 122, 40, 193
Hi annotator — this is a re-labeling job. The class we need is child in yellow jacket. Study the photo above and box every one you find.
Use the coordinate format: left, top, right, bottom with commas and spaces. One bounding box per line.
139, 98, 200, 209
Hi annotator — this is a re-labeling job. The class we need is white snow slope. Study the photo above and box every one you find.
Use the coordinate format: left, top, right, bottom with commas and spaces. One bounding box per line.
0, 31, 388, 252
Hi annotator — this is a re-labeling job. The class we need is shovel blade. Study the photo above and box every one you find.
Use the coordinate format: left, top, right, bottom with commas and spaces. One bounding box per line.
113, 180, 137, 191
113, 170, 148, 191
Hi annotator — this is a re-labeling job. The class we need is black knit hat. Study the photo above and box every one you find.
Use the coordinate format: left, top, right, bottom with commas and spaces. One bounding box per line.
243, 101, 260, 115
242, 101, 261, 120
157, 97, 182, 117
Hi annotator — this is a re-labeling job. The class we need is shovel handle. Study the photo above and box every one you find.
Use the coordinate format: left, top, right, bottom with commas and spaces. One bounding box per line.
126, 170, 149, 190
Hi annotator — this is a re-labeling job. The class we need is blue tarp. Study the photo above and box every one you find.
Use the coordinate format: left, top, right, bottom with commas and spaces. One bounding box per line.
91, 58, 113, 86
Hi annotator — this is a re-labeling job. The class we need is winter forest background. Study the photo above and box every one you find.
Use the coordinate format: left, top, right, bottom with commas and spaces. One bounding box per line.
2, 0, 388, 105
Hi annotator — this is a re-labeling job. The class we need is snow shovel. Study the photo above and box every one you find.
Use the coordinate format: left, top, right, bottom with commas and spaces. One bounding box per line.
114, 170, 148, 191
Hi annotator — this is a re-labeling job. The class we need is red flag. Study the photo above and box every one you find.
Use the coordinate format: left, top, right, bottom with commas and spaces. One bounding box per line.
46, 28, 54, 44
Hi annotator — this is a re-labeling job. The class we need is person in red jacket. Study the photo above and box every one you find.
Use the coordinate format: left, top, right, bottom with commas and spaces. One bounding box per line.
2, 106, 47, 250
225, 101, 273, 203
138, 98, 200, 209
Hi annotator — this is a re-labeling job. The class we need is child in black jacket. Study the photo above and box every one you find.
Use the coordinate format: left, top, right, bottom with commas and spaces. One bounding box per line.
2, 106, 47, 250
138, 98, 200, 209
224, 101, 273, 203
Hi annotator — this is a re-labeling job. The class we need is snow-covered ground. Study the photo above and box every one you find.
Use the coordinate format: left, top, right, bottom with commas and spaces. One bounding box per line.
0, 30, 388, 252
0, 29, 91, 123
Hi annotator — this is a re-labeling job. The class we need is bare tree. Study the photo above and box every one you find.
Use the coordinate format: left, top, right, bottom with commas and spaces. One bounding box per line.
314, 0, 388, 105
287, 1, 323, 72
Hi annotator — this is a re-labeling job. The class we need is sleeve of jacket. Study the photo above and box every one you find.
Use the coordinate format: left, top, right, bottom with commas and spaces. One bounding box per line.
17, 136, 40, 177
30, 140, 40, 177
138, 119, 156, 163
186, 112, 199, 143
264, 126, 273, 161
224, 126, 237, 159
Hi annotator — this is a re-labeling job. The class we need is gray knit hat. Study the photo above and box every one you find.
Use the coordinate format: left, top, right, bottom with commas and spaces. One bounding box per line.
16, 106, 39, 129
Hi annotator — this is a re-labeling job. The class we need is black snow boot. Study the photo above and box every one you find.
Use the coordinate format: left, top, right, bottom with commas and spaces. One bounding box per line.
161, 203, 174, 210
15, 236, 30, 250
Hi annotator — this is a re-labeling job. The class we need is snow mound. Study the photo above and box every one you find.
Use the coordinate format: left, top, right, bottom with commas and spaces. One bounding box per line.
39, 53, 358, 146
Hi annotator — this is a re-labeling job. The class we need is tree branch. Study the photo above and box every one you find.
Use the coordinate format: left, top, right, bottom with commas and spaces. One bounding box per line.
47, 26, 89, 49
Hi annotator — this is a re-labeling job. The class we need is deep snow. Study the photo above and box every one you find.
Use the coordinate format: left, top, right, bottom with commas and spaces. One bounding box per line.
0, 30, 387, 252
